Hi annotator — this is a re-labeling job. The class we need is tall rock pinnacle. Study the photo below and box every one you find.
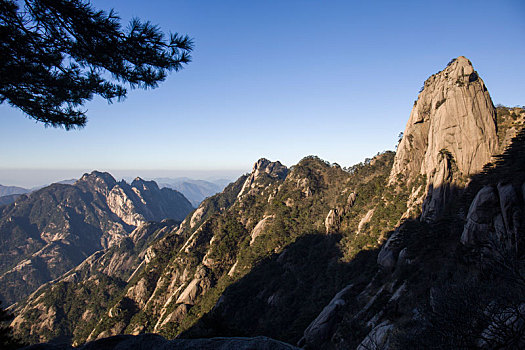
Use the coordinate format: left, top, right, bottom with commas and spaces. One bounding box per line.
390, 56, 498, 220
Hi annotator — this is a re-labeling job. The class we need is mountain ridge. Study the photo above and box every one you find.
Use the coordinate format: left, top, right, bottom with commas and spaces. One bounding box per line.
9, 57, 525, 349
0, 171, 193, 306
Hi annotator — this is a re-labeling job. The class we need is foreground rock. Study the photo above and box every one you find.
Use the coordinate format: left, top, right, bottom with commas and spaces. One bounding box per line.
23, 334, 300, 350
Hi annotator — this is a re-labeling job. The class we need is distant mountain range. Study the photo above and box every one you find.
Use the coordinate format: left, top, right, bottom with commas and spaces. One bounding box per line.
8, 57, 525, 349
0, 178, 230, 209
0, 185, 31, 207
0, 171, 193, 305
0, 181, 76, 207
154, 177, 231, 207
0, 184, 30, 197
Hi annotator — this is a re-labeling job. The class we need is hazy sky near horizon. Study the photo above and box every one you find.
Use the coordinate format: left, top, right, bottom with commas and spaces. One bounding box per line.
1, 0, 524, 187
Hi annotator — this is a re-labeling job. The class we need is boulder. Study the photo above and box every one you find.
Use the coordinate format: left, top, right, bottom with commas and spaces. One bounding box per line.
298, 284, 354, 349
357, 320, 393, 350
461, 185, 500, 246
377, 228, 403, 270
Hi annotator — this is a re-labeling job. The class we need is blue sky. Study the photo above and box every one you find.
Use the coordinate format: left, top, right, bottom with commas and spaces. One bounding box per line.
1, 0, 524, 187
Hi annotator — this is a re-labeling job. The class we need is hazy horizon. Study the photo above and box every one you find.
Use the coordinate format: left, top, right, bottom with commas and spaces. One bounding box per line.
1, 1, 524, 188
0, 168, 246, 188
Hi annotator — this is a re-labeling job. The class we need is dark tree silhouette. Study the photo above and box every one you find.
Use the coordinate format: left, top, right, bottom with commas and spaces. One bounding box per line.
0, 0, 193, 129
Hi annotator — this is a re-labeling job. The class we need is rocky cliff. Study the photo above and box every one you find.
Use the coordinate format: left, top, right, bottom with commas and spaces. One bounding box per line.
14, 152, 402, 346
296, 60, 525, 349
10, 220, 179, 345
319, 126, 525, 350
0, 171, 192, 305
9, 57, 525, 349
390, 56, 498, 220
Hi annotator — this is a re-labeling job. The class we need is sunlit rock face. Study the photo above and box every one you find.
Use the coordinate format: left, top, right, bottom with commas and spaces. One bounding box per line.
237, 158, 288, 198
390, 56, 498, 220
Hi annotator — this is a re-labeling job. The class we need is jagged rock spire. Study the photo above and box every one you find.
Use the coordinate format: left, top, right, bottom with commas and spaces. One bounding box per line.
389, 56, 498, 220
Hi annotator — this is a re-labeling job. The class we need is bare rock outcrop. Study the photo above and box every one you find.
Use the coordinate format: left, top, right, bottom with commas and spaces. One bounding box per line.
461, 182, 524, 255
298, 284, 354, 349
356, 320, 393, 350
250, 215, 274, 245
390, 56, 498, 221
377, 227, 405, 270
106, 185, 147, 227
497, 182, 523, 253
189, 205, 206, 229
347, 192, 357, 207
357, 209, 375, 234
461, 185, 501, 246
0, 171, 191, 306
238, 158, 288, 198
324, 209, 339, 234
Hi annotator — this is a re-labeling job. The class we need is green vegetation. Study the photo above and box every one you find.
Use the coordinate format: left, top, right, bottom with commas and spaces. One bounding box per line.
181, 233, 379, 344
495, 105, 525, 151
0, 173, 192, 306
389, 129, 525, 348
143, 152, 412, 343
338, 151, 410, 258
12, 221, 179, 345
209, 217, 248, 269
14, 122, 525, 348
26, 125, 525, 347
65, 151, 413, 347
1, 0, 192, 128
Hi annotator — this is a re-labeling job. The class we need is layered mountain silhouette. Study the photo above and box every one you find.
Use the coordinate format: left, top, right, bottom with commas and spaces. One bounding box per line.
0, 184, 30, 207
0, 184, 29, 197
155, 178, 229, 207
0, 172, 193, 306
9, 57, 525, 349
